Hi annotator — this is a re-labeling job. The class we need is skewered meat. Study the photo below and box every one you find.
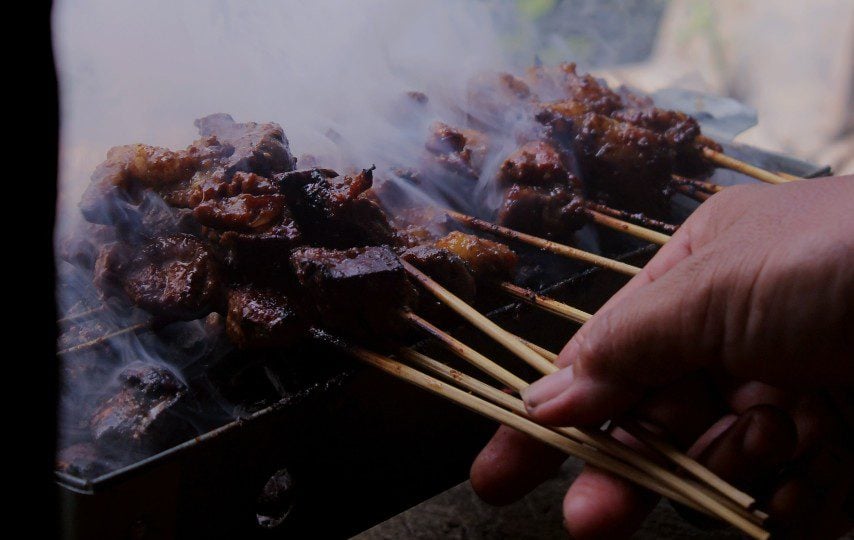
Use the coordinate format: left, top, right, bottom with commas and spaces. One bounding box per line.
538, 101, 673, 216
392, 207, 453, 248
226, 286, 308, 349
89, 363, 193, 452
95, 234, 222, 321
426, 122, 491, 179
526, 63, 622, 115
291, 246, 417, 340
434, 231, 518, 282
194, 113, 296, 177
497, 183, 587, 241
79, 137, 231, 227
278, 167, 396, 248
497, 141, 580, 189
401, 245, 477, 302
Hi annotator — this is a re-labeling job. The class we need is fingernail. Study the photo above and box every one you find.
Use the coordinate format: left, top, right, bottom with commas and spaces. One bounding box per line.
521, 365, 574, 410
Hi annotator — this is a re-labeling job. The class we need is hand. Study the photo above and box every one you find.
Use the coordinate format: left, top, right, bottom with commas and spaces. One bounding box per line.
471, 176, 854, 538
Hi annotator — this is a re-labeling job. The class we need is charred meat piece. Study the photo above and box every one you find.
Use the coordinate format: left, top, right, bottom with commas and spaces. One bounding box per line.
391, 206, 453, 248
226, 286, 308, 349
194, 194, 288, 232
291, 246, 417, 340
612, 106, 718, 178
194, 113, 296, 177
425, 122, 491, 179
89, 363, 194, 452
401, 245, 476, 302
497, 183, 587, 241
278, 167, 396, 248
434, 231, 518, 282
538, 102, 673, 216
95, 234, 222, 320
497, 141, 580, 189
526, 63, 623, 115
80, 137, 231, 226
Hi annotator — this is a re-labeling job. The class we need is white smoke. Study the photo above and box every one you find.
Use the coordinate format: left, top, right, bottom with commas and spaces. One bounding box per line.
53, 0, 539, 231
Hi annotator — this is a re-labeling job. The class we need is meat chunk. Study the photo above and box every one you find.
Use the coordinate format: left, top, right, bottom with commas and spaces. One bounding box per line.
425, 122, 491, 179
277, 167, 396, 248
290, 246, 417, 340
89, 363, 193, 452
401, 245, 476, 302
497, 141, 579, 189
96, 234, 222, 320
194, 194, 289, 232
526, 63, 623, 114
226, 286, 307, 349
497, 184, 587, 241
79, 137, 231, 226
391, 206, 453, 248
538, 102, 673, 216
194, 113, 296, 177
434, 232, 518, 282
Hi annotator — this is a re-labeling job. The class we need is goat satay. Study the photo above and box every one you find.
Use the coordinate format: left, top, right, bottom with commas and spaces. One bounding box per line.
425, 122, 492, 180
434, 231, 518, 283
400, 245, 477, 302
537, 100, 674, 216
497, 184, 588, 242
94, 234, 223, 321
89, 363, 194, 453
277, 167, 397, 248
226, 285, 309, 349
290, 246, 418, 341
194, 113, 297, 178
525, 62, 623, 114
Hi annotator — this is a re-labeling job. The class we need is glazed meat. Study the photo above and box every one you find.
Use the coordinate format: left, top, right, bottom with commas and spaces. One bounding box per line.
194, 113, 296, 177
226, 286, 307, 349
401, 245, 477, 302
497, 141, 579, 189
434, 231, 518, 282
79, 137, 231, 226
95, 234, 222, 320
497, 183, 587, 241
426, 122, 491, 179
278, 167, 396, 248
89, 363, 193, 452
526, 63, 622, 115
538, 101, 673, 215
291, 246, 417, 340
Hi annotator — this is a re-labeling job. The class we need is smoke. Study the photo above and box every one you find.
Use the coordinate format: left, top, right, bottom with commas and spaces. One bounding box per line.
53, 0, 552, 476
53, 0, 539, 229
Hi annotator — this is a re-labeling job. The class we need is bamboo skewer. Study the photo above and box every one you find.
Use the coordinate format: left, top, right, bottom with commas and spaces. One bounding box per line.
673, 182, 711, 202
401, 310, 528, 389
446, 211, 641, 277
348, 346, 769, 539
585, 201, 679, 234
57, 305, 107, 325
776, 171, 802, 182
587, 210, 671, 246
702, 148, 790, 185
671, 175, 724, 194
496, 281, 592, 324
401, 260, 558, 376
398, 347, 766, 526
57, 321, 149, 355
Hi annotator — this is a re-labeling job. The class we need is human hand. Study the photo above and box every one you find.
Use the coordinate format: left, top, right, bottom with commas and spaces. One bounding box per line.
471, 176, 854, 538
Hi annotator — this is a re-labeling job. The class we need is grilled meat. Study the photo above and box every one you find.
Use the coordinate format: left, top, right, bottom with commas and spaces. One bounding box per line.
497, 183, 587, 241
226, 286, 308, 349
401, 245, 477, 302
194, 113, 296, 177
434, 231, 518, 282
426, 122, 491, 179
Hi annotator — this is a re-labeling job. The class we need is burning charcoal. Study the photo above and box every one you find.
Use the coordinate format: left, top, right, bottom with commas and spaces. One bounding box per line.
278, 167, 397, 248
89, 363, 194, 453
497, 141, 580, 189
194, 113, 296, 177
226, 286, 308, 349
401, 245, 476, 302
95, 234, 222, 321
290, 246, 417, 340
56, 443, 111, 479
425, 122, 491, 179
434, 231, 518, 282
497, 184, 588, 241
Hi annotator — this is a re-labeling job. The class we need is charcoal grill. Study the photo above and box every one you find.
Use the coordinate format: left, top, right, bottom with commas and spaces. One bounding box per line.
56, 141, 828, 539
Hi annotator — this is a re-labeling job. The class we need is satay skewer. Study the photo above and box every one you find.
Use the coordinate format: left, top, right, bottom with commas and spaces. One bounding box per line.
585, 201, 679, 234
446, 211, 642, 276
343, 346, 769, 539
57, 321, 150, 355
702, 147, 791, 185
57, 305, 107, 325
587, 210, 671, 245
398, 347, 767, 527
496, 281, 591, 324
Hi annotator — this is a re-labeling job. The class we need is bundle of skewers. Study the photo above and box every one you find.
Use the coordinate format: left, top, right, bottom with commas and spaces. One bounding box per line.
57, 64, 805, 538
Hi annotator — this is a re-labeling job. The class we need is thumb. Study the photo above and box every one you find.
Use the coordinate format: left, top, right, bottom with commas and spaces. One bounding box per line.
521, 249, 723, 426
